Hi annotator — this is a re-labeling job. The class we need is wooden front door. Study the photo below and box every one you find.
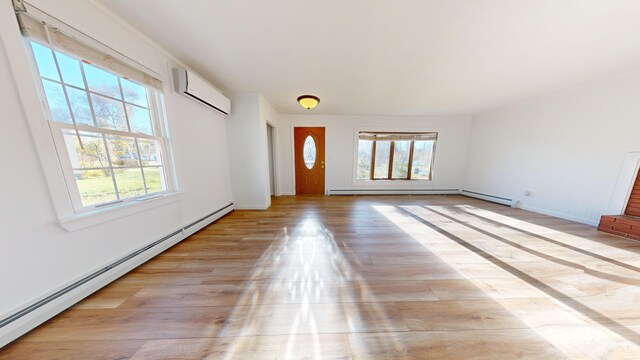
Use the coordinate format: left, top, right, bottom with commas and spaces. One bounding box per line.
294, 127, 325, 194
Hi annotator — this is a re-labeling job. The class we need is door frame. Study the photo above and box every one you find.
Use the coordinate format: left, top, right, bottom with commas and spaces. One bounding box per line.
291, 125, 327, 195
266, 121, 280, 196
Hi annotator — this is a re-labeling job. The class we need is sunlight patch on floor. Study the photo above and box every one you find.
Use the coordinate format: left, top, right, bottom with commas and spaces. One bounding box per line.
374, 204, 640, 359
216, 216, 405, 360
456, 205, 640, 264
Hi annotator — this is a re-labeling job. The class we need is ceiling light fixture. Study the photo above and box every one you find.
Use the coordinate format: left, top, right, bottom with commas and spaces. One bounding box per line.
297, 95, 320, 110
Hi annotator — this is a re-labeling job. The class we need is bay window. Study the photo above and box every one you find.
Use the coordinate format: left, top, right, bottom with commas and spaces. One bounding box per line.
357, 132, 437, 181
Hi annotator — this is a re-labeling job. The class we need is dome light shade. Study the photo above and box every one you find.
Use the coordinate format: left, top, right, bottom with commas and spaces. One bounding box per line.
297, 95, 320, 110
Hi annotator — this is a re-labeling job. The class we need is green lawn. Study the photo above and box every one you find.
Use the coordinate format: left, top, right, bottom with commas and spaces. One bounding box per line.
77, 167, 163, 205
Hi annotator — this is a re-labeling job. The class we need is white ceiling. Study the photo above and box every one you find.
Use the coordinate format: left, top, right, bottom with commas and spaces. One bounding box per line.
97, 0, 640, 116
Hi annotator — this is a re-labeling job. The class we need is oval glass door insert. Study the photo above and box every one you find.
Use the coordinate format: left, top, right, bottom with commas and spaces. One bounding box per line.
303, 135, 317, 169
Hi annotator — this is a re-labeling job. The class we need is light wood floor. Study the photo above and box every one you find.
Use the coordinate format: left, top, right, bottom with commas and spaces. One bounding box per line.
3, 195, 640, 359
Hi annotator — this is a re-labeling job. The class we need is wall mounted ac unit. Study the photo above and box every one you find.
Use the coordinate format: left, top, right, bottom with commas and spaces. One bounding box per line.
173, 68, 231, 115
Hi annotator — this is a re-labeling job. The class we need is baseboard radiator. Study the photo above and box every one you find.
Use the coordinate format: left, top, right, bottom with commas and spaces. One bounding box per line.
328, 188, 515, 207
460, 190, 515, 207
0, 202, 234, 347
328, 188, 460, 196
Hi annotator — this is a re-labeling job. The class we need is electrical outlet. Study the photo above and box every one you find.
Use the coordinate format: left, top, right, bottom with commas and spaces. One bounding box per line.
524, 190, 532, 196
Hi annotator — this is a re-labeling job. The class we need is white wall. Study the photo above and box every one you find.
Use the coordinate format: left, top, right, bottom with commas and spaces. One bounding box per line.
276, 114, 471, 195
464, 71, 640, 225
0, 0, 232, 333
260, 95, 280, 197
226, 94, 277, 209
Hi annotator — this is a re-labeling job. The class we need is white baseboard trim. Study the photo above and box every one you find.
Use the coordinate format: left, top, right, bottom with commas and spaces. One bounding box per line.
0, 203, 234, 348
328, 189, 460, 196
460, 190, 515, 207
517, 204, 598, 226
460, 190, 598, 226
235, 204, 270, 210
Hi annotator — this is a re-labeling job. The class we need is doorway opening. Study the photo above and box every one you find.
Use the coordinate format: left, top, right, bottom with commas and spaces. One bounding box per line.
267, 123, 276, 196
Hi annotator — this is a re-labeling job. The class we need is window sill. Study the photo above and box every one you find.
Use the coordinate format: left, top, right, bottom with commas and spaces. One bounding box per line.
57, 192, 185, 232
353, 179, 433, 183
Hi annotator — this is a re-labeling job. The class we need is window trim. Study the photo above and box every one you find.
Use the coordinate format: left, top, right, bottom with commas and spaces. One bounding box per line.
57, 191, 185, 232
353, 129, 438, 183
48, 116, 173, 213
29, 40, 176, 213
0, 3, 180, 231
370, 139, 416, 180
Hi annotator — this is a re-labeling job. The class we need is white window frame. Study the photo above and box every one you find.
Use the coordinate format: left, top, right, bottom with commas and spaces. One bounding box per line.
0, 2, 182, 231
29, 41, 175, 210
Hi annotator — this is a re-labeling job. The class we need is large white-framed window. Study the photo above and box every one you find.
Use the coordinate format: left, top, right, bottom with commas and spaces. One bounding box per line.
356, 131, 437, 181
18, 11, 177, 214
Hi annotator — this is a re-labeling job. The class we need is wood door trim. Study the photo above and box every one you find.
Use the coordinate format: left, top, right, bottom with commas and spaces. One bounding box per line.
407, 141, 415, 180
387, 141, 395, 179
370, 140, 377, 179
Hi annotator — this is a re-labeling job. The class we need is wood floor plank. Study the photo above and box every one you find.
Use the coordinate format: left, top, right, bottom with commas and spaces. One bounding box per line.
21, 307, 230, 342
0, 340, 146, 360
3, 195, 640, 359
